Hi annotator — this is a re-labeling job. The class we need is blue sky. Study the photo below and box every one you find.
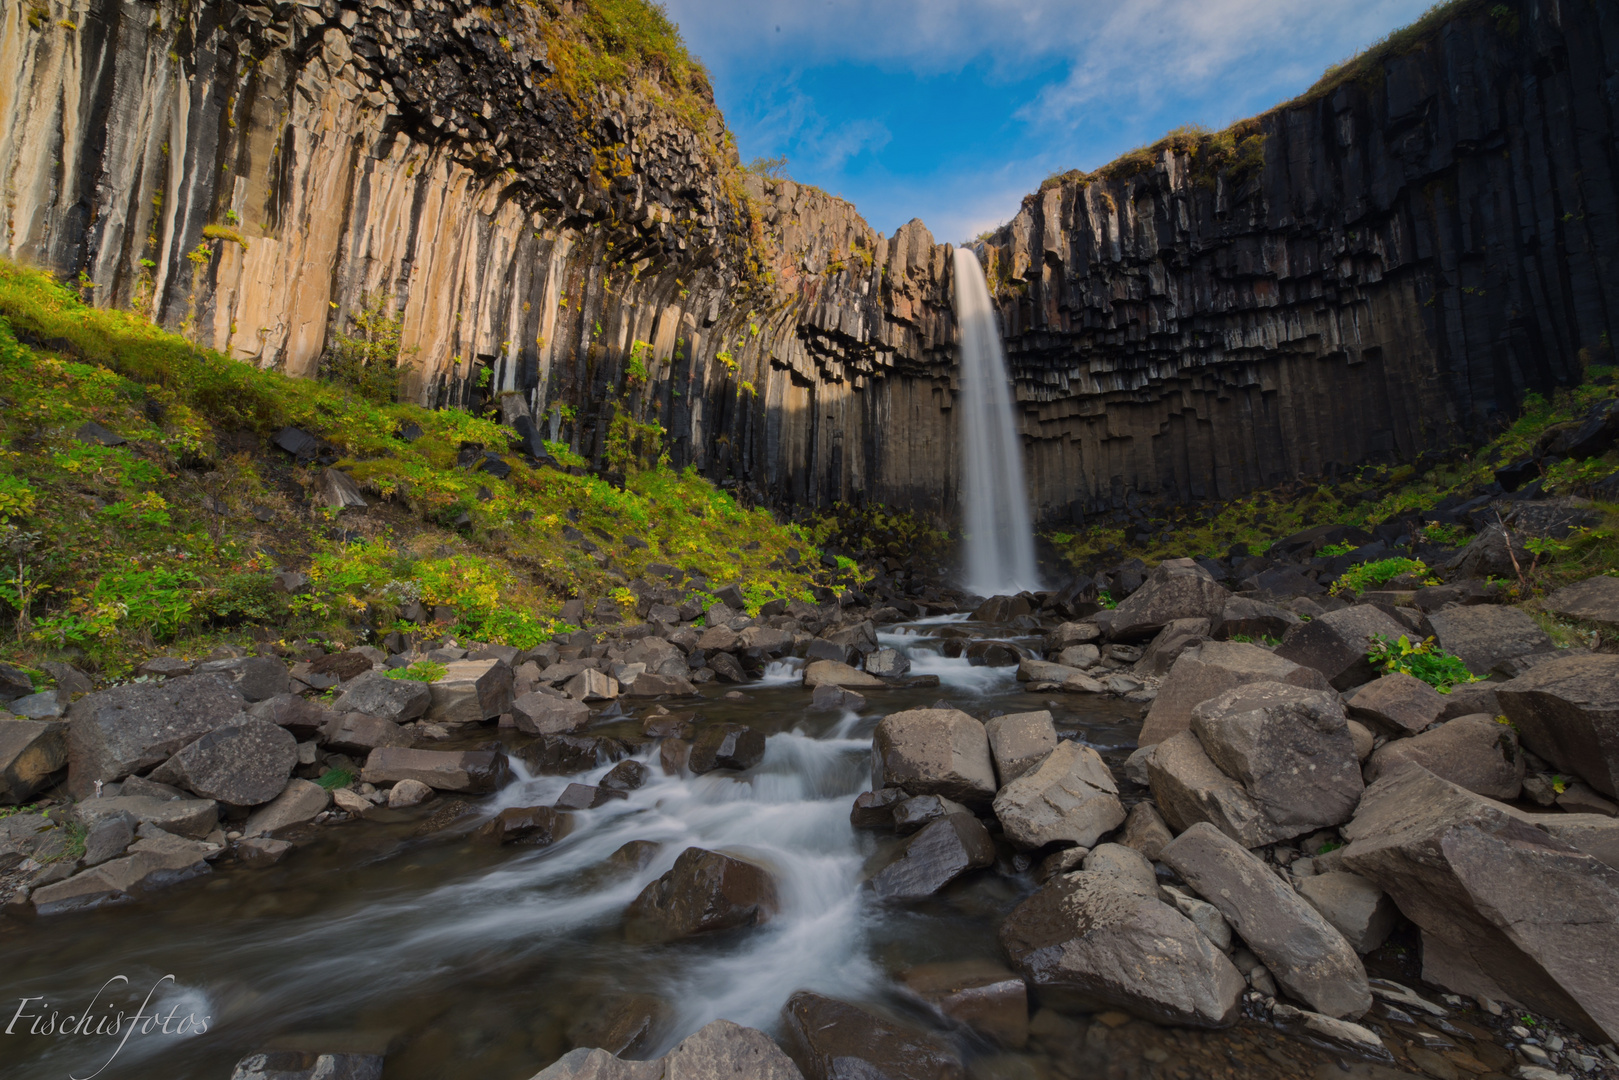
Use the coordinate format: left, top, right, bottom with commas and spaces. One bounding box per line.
660, 0, 1438, 242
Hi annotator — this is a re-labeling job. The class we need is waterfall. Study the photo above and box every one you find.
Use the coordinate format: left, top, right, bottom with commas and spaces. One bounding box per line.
953, 247, 1039, 596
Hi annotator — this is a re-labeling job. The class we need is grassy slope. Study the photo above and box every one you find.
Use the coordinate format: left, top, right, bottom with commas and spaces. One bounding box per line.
0, 262, 830, 675
1047, 370, 1619, 602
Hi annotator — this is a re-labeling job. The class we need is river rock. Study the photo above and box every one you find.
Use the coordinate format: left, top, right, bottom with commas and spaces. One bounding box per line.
511, 693, 591, 735
898, 959, 1028, 1048
476, 805, 574, 845
1427, 605, 1555, 677
1341, 763, 1619, 1041
1082, 842, 1158, 896
75, 794, 220, 839
1147, 732, 1296, 848
622, 671, 697, 697
688, 723, 766, 773
360, 747, 512, 793
330, 671, 431, 722
249, 694, 332, 739
1296, 871, 1399, 955
1120, 801, 1173, 860
532, 1018, 802, 1080
871, 708, 996, 806
66, 674, 247, 794
1212, 597, 1302, 641
1056, 643, 1100, 669
81, 812, 134, 867
0, 718, 66, 803
1521, 813, 1619, 870
32, 831, 218, 915
230, 1052, 384, 1080
1189, 681, 1363, 833
810, 684, 865, 712
868, 813, 994, 900
319, 712, 413, 754
1108, 560, 1230, 642
424, 659, 514, 724
780, 991, 963, 1080
1137, 618, 1212, 675
803, 660, 883, 689
1045, 622, 1102, 651
1545, 575, 1619, 631
1138, 641, 1333, 747
891, 793, 970, 834
865, 648, 911, 678
555, 783, 626, 810
149, 716, 298, 806
999, 869, 1245, 1028
243, 779, 330, 836
565, 669, 619, 703
1497, 653, 1619, 797
992, 740, 1125, 849
1345, 672, 1446, 736
193, 656, 291, 702
850, 788, 906, 830
1017, 658, 1089, 685
1365, 713, 1525, 798
984, 710, 1058, 784
519, 734, 630, 775
0, 662, 34, 701
1273, 605, 1411, 691
601, 759, 650, 792
625, 847, 776, 942
1268, 1004, 1393, 1064
386, 777, 434, 809
1161, 822, 1371, 1018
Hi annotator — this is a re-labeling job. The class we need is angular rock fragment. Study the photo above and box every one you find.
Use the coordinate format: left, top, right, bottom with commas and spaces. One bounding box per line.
898, 959, 1028, 1048
194, 656, 291, 702
868, 813, 994, 900
360, 747, 512, 793
1365, 713, 1524, 799
66, 674, 247, 794
1428, 605, 1555, 677
1108, 560, 1230, 642
1273, 605, 1411, 691
330, 671, 431, 723
1296, 871, 1399, 955
1139, 641, 1332, 747
993, 740, 1124, 849
1545, 575, 1619, 632
511, 692, 591, 735
688, 723, 766, 773
1161, 822, 1371, 1018
151, 716, 298, 805
243, 779, 330, 837
476, 805, 573, 846
999, 870, 1245, 1028
983, 710, 1057, 785
1146, 732, 1298, 849
1212, 597, 1301, 641
871, 708, 996, 806
850, 788, 906, 830
1341, 763, 1619, 1041
32, 832, 218, 915
1346, 672, 1446, 736
1119, 801, 1173, 861
625, 847, 776, 942
76, 794, 220, 840
319, 712, 412, 754
427, 659, 515, 724
803, 660, 883, 689
781, 992, 962, 1080
0, 718, 66, 804
533, 1019, 802, 1080
1497, 653, 1619, 798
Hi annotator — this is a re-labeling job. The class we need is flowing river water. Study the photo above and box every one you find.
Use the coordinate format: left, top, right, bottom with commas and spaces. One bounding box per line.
2, 618, 1429, 1080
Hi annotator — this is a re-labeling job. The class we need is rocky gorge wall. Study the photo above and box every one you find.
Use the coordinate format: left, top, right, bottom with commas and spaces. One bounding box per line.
2, 0, 1617, 529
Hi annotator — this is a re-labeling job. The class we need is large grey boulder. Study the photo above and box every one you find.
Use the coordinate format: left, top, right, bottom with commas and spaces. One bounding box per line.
999, 870, 1245, 1028
1341, 763, 1619, 1042
531, 1019, 803, 1080
426, 659, 514, 724
1365, 713, 1525, 799
1346, 673, 1446, 736
0, 718, 67, 803
1497, 653, 1619, 798
1138, 641, 1332, 746
871, 708, 996, 807
193, 656, 291, 702
66, 674, 246, 795
243, 779, 331, 837
150, 716, 298, 805
781, 992, 960, 1080
1296, 871, 1400, 955
993, 740, 1124, 849
360, 747, 512, 792
32, 832, 218, 915
868, 813, 994, 900
330, 670, 431, 722
983, 710, 1057, 785
1147, 732, 1296, 848
625, 847, 777, 942
1136, 618, 1211, 676
1161, 823, 1371, 1018
318, 712, 412, 755
1428, 605, 1554, 676
75, 795, 219, 840
1189, 682, 1363, 832
1273, 605, 1411, 691
1545, 575, 1619, 631
803, 660, 883, 689
1211, 597, 1301, 641
511, 692, 591, 735
1108, 559, 1230, 642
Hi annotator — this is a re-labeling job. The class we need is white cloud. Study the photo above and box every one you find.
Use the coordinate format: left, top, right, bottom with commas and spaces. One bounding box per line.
743, 86, 892, 172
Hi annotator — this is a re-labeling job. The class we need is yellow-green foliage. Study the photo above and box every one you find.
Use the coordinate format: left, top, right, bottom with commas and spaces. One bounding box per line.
201, 224, 249, 249
0, 261, 824, 672
1293, 0, 1496, 108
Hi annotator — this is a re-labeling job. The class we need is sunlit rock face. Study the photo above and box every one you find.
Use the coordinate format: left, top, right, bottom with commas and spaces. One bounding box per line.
3, 1, 1615, 524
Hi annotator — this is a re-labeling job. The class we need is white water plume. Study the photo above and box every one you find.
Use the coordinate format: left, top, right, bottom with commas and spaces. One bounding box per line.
953, 247, 1039, 597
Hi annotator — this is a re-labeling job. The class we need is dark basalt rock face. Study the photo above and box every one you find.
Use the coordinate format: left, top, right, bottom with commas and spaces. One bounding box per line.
3, 1, 1615, 523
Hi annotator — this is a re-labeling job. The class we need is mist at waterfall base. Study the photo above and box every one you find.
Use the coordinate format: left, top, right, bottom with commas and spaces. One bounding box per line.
952, 248, 1040, 597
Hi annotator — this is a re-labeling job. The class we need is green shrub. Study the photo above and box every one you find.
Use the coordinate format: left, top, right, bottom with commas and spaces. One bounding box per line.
317, 768, 355, 790
1332, 557, 1431, 595
385, 660, 447, 683
1367, 634, 1478, 692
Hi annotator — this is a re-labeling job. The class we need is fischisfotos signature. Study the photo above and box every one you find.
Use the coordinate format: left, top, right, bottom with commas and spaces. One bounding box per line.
5, 974, 211, 1080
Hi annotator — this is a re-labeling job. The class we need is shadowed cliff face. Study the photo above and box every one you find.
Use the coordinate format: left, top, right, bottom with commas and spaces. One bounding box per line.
2, 0, 1616, 528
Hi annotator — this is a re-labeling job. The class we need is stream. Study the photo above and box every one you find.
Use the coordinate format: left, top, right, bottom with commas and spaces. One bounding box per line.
1, 618, 1343, 1080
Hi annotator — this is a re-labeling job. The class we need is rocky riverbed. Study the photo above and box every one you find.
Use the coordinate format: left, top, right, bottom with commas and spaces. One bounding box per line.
2, 537, 1618, 1080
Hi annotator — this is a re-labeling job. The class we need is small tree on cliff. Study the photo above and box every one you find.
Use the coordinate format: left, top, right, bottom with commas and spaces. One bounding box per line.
321, 293, 407, 405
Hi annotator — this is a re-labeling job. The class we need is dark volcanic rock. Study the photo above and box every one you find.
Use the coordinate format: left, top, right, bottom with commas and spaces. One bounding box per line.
67, 675, 247, 795
1497, 653, 1619, 798
625, 847, 777, 942
867, 813, 994, 901
476, 805, 573, 846
688, 723, 767, 773
780, 992, 962, 1080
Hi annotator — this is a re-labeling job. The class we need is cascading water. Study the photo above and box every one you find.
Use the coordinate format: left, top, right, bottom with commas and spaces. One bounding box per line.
952, 247, 1039, 597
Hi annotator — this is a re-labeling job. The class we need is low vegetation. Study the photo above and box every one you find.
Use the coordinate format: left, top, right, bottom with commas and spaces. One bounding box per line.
0, 261, 830, 674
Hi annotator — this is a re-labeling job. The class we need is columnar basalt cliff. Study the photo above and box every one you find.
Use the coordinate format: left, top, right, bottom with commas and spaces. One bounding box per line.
2, 0, 1616, 527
